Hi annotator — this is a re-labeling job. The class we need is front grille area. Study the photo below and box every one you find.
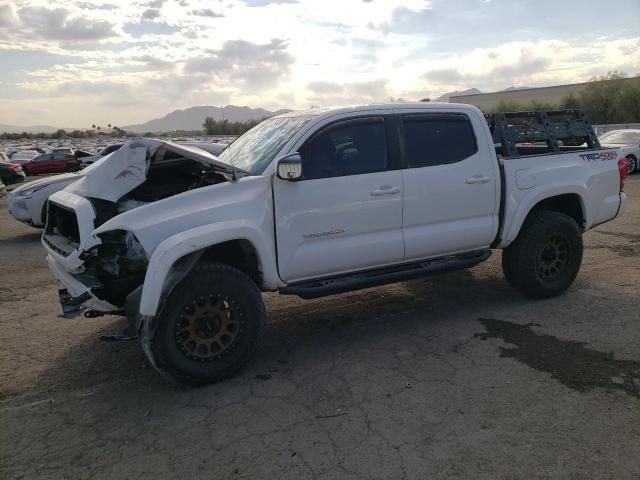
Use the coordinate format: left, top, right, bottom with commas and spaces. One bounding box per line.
46, 202, 81, 245
43, 235, 71, 257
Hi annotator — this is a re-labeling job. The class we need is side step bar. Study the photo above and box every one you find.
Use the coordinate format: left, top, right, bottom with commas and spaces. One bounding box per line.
280, 249, 491, 299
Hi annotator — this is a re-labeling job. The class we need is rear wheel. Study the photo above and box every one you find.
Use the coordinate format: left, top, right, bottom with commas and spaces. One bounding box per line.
502, 210, 583, 299
148, 262, 266, 385
626, 155, 637, 175
22, 167, 30, 176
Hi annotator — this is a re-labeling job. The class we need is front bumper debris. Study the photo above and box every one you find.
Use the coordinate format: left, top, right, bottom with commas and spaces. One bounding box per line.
47, 254, 119, 318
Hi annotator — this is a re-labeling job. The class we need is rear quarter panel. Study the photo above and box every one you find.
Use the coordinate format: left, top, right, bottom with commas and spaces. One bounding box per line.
499, 148, 622, 246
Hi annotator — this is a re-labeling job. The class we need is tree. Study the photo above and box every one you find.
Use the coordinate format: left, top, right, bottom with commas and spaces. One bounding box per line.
615, 76, 640, 123
108, 123, 112, 133
578, 71, 627, 124
92, 124, 96, 135
52, 129, 66, 139
560, 93, 582, 109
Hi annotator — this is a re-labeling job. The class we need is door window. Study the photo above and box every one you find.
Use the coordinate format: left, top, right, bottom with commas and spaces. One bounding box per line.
36, 154, 53, 162
301, 120, 387, 179
402, 115, 478, 168
53, 153, 69, 160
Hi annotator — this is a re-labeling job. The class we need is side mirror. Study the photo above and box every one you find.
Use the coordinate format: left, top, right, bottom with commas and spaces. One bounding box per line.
276, 153, 303, 181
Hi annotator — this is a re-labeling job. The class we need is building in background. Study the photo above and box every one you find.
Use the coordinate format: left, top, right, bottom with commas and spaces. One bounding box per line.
449, 77, 639, 112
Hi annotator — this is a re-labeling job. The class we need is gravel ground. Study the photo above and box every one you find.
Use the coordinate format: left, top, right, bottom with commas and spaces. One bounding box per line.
1, 176, 639, 479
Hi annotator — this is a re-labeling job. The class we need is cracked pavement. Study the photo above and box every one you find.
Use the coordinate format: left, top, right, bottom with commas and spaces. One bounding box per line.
1, 178, 639, 479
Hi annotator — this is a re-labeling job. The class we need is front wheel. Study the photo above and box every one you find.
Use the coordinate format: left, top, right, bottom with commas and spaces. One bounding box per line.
502, 211, 583, 299
148, 262, 266, 385
626, 155, 637, 174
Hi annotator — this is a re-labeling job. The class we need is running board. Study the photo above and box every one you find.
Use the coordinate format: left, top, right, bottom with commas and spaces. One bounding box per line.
280, 249, 492, 299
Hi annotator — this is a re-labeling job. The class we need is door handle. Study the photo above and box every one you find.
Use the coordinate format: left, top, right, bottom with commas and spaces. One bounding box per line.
466, 175, 490, 184
370, 186, 400, 196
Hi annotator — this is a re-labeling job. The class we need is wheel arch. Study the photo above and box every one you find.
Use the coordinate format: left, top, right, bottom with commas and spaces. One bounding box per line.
138, 222, 281, 317
503, 191, 586, 246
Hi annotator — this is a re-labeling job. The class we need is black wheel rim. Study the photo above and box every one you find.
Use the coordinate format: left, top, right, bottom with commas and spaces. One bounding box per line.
174, 294, 242, 362
536, 233, 570, 282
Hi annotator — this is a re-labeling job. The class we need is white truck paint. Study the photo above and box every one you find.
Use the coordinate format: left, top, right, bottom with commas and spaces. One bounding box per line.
41, 103, 627, 383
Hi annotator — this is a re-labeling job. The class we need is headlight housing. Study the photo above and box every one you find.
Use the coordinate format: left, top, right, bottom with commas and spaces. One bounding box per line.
19, 185, 46, 196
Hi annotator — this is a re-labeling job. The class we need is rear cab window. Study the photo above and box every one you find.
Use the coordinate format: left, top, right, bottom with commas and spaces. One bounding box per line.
401, 114, 478, 168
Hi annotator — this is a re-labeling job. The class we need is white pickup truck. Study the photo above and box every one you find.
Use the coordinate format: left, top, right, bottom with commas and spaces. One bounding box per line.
42, 103, 628, 384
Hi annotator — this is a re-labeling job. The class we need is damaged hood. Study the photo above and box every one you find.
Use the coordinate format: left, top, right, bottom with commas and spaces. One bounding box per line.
65, 138, 246, 202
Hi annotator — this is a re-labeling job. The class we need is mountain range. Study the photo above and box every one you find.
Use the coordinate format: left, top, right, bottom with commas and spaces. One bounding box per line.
0, 123, 66, 134
2, 89, 536, 134
122, 105, 291, 133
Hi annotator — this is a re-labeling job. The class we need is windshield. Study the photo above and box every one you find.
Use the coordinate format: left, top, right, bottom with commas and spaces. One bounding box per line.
217, 116, 310, 174
600, 131, 640, 144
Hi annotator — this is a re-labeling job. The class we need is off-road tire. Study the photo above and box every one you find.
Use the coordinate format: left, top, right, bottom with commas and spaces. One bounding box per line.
149, 262, 266, 385
502, 210, 583, 299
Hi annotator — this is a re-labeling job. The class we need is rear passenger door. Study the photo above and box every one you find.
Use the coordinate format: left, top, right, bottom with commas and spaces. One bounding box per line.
399, 112, 500, 260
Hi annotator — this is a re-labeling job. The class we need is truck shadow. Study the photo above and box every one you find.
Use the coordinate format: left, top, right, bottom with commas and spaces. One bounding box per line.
10, 262, 633, 427
18, 266, 515, 397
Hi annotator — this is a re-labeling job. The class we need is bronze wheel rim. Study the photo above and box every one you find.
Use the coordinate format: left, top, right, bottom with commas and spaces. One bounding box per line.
174, 294, 242, 362
536, 233, 570, 282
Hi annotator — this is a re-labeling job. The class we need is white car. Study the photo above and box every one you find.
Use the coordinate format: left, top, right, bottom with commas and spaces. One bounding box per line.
9, 150, 39, 165
599, 129, 640, 174
8, 173, 83, 227
180, 141, 228, 156
78, 143, 124, 167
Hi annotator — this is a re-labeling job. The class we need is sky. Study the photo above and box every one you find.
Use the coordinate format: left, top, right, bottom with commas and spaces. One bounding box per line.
0, 0, 639, 128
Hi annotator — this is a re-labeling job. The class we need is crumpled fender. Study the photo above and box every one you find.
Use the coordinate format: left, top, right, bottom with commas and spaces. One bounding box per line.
138, 220, 282, 317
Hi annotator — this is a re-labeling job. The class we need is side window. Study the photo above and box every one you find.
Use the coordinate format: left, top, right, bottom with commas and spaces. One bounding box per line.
37, 154, 53, 162
301, 120, 387, 180
53, 153, 69, 160
402, 115, 477, 168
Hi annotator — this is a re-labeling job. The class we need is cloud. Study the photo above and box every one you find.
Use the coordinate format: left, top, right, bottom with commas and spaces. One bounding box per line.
12, 5, 116, 41
189, 8, 224, 18
141, 8, 161, 20
306, 79, 390, 105
123, 20, 180, 36
184, 38, 294, 89
243, 0, 298, 6
376, 6, 435, 34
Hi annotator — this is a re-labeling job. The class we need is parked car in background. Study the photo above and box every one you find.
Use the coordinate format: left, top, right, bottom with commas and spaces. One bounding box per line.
599, 129, 640, 174
0, 179, 7, 198
78, 143, 123, 167
8, 172, 83, 227
0, 152, 26, 185
9, 150, 39, 165
52, 147, 74, 155
21, 152, 81, 175
181, 141, 228, 156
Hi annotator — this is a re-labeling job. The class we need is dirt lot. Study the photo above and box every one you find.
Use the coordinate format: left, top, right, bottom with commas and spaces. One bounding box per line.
1, 177, 639, 479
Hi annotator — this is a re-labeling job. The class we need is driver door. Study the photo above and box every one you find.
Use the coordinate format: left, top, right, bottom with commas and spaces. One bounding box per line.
273, 117, 404, 283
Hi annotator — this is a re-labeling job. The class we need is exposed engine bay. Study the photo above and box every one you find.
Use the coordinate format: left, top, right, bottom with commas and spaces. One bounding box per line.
45, 139, 243, 310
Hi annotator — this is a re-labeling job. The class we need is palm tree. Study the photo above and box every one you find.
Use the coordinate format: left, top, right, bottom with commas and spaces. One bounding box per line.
97, 126, 101, 135
92, 124, 96, 136
108, 123, 112, 133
